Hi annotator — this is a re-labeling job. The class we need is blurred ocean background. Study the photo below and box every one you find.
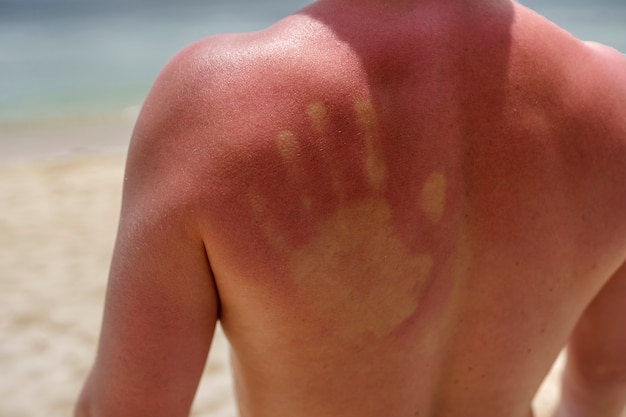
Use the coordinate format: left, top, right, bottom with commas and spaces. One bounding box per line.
0, 0, 625, 131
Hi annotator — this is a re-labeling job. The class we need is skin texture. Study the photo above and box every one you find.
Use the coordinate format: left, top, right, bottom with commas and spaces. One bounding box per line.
75, 1, 626, 416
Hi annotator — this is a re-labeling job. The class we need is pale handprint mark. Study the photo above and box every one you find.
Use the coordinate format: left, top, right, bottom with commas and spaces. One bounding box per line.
250, 99, 447, 338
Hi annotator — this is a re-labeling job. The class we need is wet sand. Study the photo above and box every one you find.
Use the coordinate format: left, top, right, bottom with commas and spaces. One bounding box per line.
0, 120, 570, 417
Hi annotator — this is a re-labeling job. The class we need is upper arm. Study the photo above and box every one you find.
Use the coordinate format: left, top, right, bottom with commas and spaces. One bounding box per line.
583, 41, 626, 113
558, 261, 626, 417
77, 41, 222, 417
566, 41, 626, 388
569, 261, 626, 383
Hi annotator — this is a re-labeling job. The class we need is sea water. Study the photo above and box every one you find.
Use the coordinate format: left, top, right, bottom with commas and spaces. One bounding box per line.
0, 0, 624, 129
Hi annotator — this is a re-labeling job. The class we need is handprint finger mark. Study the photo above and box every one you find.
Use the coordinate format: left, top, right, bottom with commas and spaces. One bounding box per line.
420, 171, 447, 224
354, 99, 388, 193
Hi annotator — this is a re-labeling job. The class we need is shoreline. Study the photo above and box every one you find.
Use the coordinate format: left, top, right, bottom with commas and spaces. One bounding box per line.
0, 112, 138, 166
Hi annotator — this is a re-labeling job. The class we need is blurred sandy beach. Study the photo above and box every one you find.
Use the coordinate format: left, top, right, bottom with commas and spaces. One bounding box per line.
0, 118, 573, 417
0, 120, 239, 417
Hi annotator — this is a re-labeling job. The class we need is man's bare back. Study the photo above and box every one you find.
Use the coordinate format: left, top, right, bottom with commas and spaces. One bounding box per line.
75, 1, 626, 416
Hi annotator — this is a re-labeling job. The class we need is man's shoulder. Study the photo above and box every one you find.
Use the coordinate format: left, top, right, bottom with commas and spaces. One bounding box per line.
161, 17, 356, 104
570, 42, 626, 137
583, 41, 626, 66
514, 5, 626, 109
127, 18, 362, 192
556, 41, 626, 226
524, 25, 626, 142
583, 42, 626, 113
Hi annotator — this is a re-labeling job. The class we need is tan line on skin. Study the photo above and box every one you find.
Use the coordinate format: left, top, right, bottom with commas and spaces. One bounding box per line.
354, 100, 387, 192
420, 172, 447, 223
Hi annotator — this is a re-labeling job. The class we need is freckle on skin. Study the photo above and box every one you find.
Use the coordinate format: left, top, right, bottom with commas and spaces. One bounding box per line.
354, 100, 387, 192
420, 172, 447, 223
